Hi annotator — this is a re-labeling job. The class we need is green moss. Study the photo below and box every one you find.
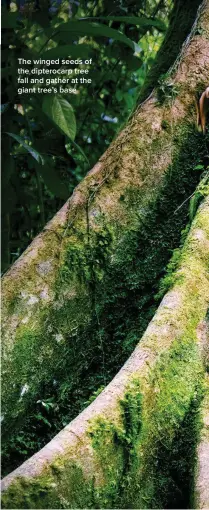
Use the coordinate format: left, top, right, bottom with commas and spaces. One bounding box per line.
155, 168, 209, 301
2, 190, 208, 506
87, 378, 142, 508
161, 119, 170, 130
136, 337, 204, 509
189, 171, 209, 222
2, 125, 208, 475
86, 337, 204, 510
1, 334, 206, 509
1, 462, 96, 509
155, 246, 182, 300
59, 221, 113, 289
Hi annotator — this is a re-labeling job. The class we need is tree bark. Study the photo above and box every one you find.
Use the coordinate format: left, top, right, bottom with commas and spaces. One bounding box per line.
1, 188, 209, 510
138, 0, 203, 102
1, 0, 209, 491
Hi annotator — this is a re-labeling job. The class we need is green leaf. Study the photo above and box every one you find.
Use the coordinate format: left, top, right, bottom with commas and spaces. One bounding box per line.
83, 16, 167, 32
41, 44, 92, 60
6, 133, 45, 165
47, 21, 141, 53
194, 164, 204, 170
42, 96, 76, 141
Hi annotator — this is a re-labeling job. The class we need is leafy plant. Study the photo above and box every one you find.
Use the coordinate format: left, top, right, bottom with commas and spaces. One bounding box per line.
1, 0, 170, 272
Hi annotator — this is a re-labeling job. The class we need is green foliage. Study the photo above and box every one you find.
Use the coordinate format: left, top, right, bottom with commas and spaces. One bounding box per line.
155, 247, 182, 300
1, 0, 170, 272
92, 16, 166, 32
84, 385, 106, 406
52, 20, 142, 53
156, 165, 209, 300
189, 169, 209, 222
6, 132, 45, 165
87, 334, 204, 510
137, 337, 204, 510
156, 73, 179, 104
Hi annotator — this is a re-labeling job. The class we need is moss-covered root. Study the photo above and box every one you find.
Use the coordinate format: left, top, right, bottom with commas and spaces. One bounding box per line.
194, 369, 209, 509
2, 3, 209, 452
2, 1, 209, 446
1, 195, 209, 509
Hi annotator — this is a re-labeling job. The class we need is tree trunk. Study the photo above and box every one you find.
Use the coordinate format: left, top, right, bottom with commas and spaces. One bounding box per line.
1, 1, 209, 507
138, 0, 203, 103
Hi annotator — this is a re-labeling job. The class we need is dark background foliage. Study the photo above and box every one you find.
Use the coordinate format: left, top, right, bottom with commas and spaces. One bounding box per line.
1, 0, 171, 272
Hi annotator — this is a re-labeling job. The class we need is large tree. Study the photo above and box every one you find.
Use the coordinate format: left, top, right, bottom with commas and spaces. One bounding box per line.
1, 1, 209, 508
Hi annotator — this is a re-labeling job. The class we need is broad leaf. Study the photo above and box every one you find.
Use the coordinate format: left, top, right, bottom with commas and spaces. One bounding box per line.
84, 16, 166, 32
6, 133, 45, 165
47, 21, 141, 53
42, 96, 76, 141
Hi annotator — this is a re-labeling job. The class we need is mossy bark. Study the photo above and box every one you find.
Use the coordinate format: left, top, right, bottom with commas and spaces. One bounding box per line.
138, 0, 203, 103
194, 336, 209, 509
1, 191, 209, 509
1, 0, 209, 478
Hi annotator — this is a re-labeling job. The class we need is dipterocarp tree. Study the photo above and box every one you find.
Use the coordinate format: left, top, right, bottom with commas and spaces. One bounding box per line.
1, 1, 209, 509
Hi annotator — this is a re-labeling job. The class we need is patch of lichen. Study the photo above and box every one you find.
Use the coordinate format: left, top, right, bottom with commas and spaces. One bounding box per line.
2, 229, 62, 314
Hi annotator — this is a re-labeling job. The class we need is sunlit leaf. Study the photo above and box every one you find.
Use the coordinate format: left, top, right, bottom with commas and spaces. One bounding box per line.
42, 96, 76, 141
6, 133, 45, 165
